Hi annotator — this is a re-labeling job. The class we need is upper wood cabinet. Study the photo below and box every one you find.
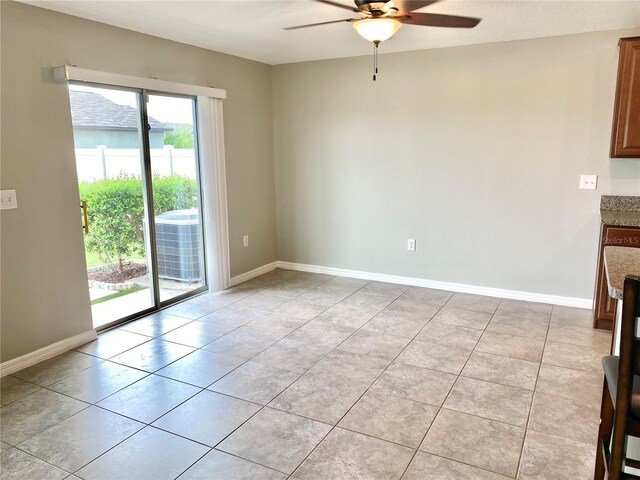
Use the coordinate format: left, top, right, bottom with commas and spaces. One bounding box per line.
611, 37, 640, 158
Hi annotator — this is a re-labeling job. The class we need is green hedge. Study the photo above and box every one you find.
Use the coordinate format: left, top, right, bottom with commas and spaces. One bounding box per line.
152, 175, 198, 214
79, 174, 198, 271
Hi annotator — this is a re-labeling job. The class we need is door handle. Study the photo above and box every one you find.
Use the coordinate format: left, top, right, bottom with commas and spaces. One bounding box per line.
81, 200, 89, 234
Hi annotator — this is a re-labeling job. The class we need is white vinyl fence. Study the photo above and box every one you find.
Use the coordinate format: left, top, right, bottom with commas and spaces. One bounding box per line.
75, 146, 197, 182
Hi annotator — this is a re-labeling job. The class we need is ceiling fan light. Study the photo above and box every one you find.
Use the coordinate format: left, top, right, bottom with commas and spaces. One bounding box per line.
353, 18, 401, 43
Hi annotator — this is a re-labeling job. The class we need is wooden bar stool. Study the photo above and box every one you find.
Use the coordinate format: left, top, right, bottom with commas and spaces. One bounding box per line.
595, 275, 640, 479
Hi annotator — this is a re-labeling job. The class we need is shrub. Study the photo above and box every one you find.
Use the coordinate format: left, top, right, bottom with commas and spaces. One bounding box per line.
80, 174, 145, 272
79, 174, 198, 273
152, 175, 198, 215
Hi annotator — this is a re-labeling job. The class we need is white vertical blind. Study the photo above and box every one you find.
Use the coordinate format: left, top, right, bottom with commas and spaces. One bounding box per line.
197, 96, 230, 292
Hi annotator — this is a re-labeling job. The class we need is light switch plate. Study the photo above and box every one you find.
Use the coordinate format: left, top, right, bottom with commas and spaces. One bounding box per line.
0, 190, 17, 210
579, 175, 598, 190
243, 235, 249, 247
407, 239, 416, 251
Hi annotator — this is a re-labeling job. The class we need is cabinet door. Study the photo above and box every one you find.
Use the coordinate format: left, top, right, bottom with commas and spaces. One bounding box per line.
611, 37, 640, 157
593, 225, 640, 330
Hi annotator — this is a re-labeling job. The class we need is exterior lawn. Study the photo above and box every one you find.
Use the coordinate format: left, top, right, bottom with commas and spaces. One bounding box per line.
91, 285, 145, 305
84, 250, 145, 269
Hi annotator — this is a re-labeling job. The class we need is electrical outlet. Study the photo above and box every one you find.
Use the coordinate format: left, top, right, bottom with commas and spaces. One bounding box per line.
407, 239, 416, 251
579, 175, 598, 190
243, 235, 249, 247
0, 190, 17, 210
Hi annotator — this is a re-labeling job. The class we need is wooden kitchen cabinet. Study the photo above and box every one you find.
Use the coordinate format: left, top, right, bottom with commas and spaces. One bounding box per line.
611, 37, 640, 158
593, 224, 640, 330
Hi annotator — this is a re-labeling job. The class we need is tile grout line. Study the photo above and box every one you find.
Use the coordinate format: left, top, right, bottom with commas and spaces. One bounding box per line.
400, 298, 599, 477
54, 274, 343, 478
3, 277, 384, 473
3, 443, 75, 477
288, 289, 453, 478
231, 281, 414, 477
3, 282, 460, 478
198, 274, 383, 477
2, 272, 602, 479
0, 276, 333, 476
9, 400, 142, 476
398, 297, 506, 479
513, 303, 553, 479
78, 295, 558, 477
151, 275, 376, 478
78, 286, 320, 404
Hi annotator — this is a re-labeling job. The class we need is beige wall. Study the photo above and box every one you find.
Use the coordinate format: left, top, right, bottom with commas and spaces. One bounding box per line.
0, 2, 277, 362
273, 28, 640, 300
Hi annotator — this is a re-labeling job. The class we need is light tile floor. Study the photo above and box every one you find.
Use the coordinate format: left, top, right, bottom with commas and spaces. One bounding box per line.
0, 269, 611, 479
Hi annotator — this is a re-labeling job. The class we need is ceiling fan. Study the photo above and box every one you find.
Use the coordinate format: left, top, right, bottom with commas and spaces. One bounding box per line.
284, 0, 482, 80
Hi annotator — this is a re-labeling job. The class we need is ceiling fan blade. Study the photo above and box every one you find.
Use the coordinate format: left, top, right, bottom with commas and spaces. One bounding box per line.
315, 0, 360, 12
388, 0, 440, 13
401, 12, 481, 28
283, 18, 355, 30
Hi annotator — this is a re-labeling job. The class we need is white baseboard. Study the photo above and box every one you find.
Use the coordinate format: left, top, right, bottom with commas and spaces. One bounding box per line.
1, 260, 588, 378
0, 329, 97, 377
229, 261, 278, 287
276, 261, 593, 309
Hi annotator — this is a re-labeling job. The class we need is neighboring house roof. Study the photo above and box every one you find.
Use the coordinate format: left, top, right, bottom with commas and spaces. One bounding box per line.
69, 90, 169, 131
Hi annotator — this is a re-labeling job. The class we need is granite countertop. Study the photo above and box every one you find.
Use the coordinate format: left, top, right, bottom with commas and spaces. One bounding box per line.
604, 246, 640, 299
601, 210, 640, 227
601, 195, 640, 227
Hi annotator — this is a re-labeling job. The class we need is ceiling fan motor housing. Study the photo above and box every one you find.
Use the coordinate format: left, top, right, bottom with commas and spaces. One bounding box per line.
355, 0, 395, 15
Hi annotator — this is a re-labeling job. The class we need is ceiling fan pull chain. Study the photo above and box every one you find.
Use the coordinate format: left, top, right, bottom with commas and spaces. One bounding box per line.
373, 41, 379, 81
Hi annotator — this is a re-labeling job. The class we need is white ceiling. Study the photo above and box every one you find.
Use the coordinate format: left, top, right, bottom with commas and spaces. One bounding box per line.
22, 0, 640, 65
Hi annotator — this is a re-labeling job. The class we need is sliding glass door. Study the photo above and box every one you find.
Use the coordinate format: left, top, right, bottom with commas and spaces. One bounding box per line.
147, 94, 206, 303
69, 84, 207, 329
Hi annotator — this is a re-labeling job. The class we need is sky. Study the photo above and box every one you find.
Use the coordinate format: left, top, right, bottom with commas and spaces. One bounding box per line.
70, 84, 194, 125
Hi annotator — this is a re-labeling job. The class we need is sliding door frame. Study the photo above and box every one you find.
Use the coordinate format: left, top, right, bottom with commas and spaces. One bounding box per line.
138, 90, 162, 311
58, 65, 230, 331
145, 90, 210, 309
